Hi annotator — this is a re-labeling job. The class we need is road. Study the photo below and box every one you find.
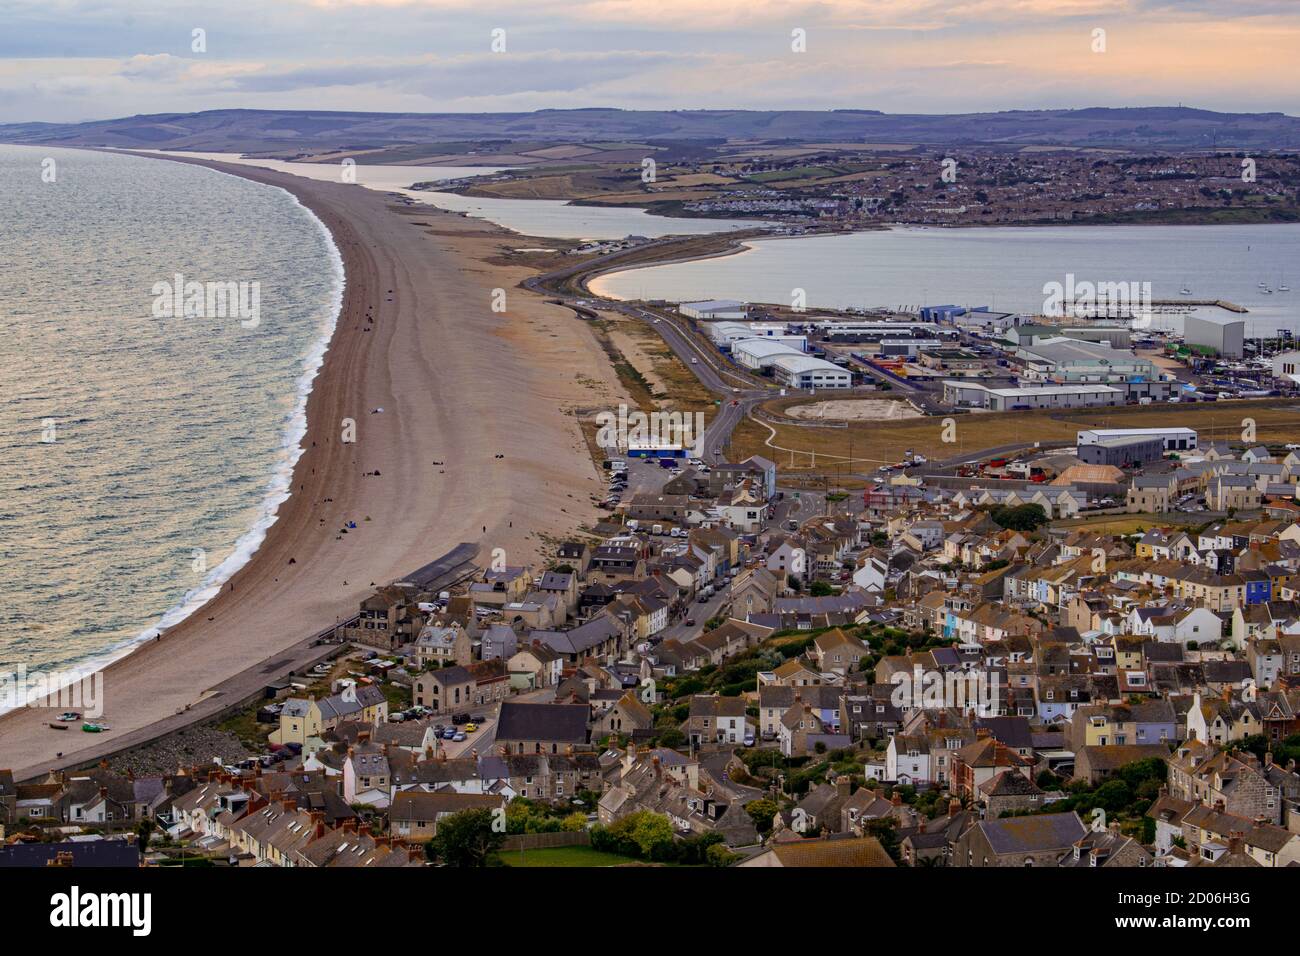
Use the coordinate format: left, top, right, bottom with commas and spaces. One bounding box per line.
525, 251, 774, 467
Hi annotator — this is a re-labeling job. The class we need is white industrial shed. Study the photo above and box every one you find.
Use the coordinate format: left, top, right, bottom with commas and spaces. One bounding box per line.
1077, 427, 1197, 451
1184, 314, 1246, 359
771, 355, 852, 389
732, 338, 803, 370
943, 381, 1123, 411
679, 299, 747, 320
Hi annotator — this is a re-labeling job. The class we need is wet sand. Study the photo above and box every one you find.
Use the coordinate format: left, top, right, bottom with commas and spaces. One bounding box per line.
0, 156, 626, 780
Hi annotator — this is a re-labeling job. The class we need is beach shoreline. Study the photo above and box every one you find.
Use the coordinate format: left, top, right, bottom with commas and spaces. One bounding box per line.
0, 153, 623, 781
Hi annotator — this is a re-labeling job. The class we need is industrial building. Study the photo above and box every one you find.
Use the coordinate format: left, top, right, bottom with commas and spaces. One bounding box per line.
951, 308, 1021, 333
1006, 325, 1132, 349
732, 338, 804, 370
879, 338, 943, 358
918, 348, 984, 372
709, 324, 808, 353
1077, 427, 1197, 452
1016, 338, 1159, 384
942, 381, 1123, 411
679, 299, 748, 321
813, 322, 958, 343
1272, 351, 1300, 382
1184, 314, 1246, 359
1077, 435, 1166, 467
771, 355, 853, 389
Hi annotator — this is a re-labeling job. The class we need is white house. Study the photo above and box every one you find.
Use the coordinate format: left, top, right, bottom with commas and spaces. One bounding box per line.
886, 735, 931, 787
853, 554, 888, 593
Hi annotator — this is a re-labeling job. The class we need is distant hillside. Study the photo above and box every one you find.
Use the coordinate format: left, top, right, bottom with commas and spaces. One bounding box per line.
2, 106, 1298, 153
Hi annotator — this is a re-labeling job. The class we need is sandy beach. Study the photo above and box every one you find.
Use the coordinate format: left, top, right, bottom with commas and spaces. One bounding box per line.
0, 155, 628, 780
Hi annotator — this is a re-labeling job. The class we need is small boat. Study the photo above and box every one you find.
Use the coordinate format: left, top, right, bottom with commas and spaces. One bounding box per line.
1179, 288, 1192, 296
1263, 288, 1274, 295
47, 722, 68, 730
81, 721, 109, 733
57, 711, 81, 721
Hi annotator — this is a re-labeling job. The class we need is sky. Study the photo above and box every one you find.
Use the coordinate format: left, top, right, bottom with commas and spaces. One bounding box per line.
0, 0, 1297, 123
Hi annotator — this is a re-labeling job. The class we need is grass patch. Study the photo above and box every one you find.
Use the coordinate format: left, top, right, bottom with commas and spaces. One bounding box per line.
732, 398, 1300, 474
496, 846, 636, 867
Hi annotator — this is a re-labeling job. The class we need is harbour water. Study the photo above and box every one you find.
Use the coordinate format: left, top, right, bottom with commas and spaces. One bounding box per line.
589, 223, 1300, 336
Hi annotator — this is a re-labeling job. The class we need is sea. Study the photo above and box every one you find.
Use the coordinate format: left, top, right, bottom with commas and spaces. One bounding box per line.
0, 144, 344, 686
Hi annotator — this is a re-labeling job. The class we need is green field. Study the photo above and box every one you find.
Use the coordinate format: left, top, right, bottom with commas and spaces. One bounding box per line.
496, 846, 635, 867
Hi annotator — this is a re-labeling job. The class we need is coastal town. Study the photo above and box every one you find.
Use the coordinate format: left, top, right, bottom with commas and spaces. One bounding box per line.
11, 283, 1300, 876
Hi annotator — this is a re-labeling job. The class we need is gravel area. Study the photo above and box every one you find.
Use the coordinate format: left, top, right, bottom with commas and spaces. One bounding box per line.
107, 724, 254, 777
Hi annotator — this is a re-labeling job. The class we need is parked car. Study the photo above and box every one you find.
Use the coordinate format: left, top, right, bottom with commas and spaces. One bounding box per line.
453, 732, 467, 742
452, 712, 471, 725
465, 722, 478, 732
442, 727, 457, 739
470, 715, 486, 723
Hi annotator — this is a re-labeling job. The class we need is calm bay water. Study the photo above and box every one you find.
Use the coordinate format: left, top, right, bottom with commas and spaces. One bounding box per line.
0, 145, 342, 677
172, 152, 764, 241
590, 224, 1300, 336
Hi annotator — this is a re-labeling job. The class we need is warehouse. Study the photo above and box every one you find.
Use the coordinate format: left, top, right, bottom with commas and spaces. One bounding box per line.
814, 322, 956, 343
918, 348, 984, 372
1077, 435, 1166, 467
942, 381, 1123, 411
771, 355, 853, 389
707, 321, 759, 347
1016, 338, 1158, 384
1184, 314, 1246, 359
732, 338, 804, 370
1271, 351, 1300, 381
880, 338, 943, 358
679, 299, 747, 321
1007, 325, 1132, 349
1077, 427, 1197, 452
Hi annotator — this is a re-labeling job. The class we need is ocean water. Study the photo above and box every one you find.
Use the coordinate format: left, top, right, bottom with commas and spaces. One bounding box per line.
589, 224, 1300, 336
0, 145, 342, 681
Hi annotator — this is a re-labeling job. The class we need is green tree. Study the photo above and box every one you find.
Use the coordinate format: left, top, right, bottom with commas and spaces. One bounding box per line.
135, 818, 155, 859
991, 503, 1049, 532
424, 808, 505, 867
628, 811, 675, 858
744, 798, 779, 834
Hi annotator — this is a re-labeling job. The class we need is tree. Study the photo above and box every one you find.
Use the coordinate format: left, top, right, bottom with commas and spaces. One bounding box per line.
745, 798, 779, 834
135, 819, 155, 859
424, 808, 505, 867
991, 503, 1049, 532
628, 811, 675, 858
810, 581, 834, 596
